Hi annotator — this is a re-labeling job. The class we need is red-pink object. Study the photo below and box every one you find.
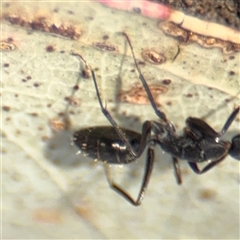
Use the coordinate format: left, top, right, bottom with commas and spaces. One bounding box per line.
96, 0, 171, 20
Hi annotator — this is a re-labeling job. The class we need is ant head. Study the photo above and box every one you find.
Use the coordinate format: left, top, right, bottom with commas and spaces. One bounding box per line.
229, 134, 240, 160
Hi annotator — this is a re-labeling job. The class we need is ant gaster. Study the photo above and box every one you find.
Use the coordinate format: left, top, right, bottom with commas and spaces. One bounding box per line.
72, 33, 240, 206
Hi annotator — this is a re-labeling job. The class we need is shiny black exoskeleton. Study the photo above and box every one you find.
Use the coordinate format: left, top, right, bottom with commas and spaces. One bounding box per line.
72, 33, 240, 206
229, 134, 240, 160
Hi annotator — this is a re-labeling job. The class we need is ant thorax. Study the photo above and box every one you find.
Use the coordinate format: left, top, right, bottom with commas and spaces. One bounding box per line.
150, 120, 176, 142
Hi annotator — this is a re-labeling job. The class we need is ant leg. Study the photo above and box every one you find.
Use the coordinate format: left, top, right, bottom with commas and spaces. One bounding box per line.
221, 106, 240, 135
72, 52, 154, 158
121, 32, 168, 123
188, 154, 227, 174
172, 157, 182, 184
104, 148, 154, 206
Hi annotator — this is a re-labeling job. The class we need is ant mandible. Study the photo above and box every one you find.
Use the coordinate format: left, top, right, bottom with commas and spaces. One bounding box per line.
72, 32, 240, 206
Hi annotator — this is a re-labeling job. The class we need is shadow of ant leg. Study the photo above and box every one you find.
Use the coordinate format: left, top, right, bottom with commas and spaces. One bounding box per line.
104, 148, 154, 206
172, 157, 182, 184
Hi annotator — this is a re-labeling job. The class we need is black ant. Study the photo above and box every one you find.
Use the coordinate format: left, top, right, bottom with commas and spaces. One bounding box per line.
72, 33, 240, 206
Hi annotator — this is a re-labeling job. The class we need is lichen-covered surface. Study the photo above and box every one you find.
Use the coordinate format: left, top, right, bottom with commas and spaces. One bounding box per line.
2, 1, 240, 239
